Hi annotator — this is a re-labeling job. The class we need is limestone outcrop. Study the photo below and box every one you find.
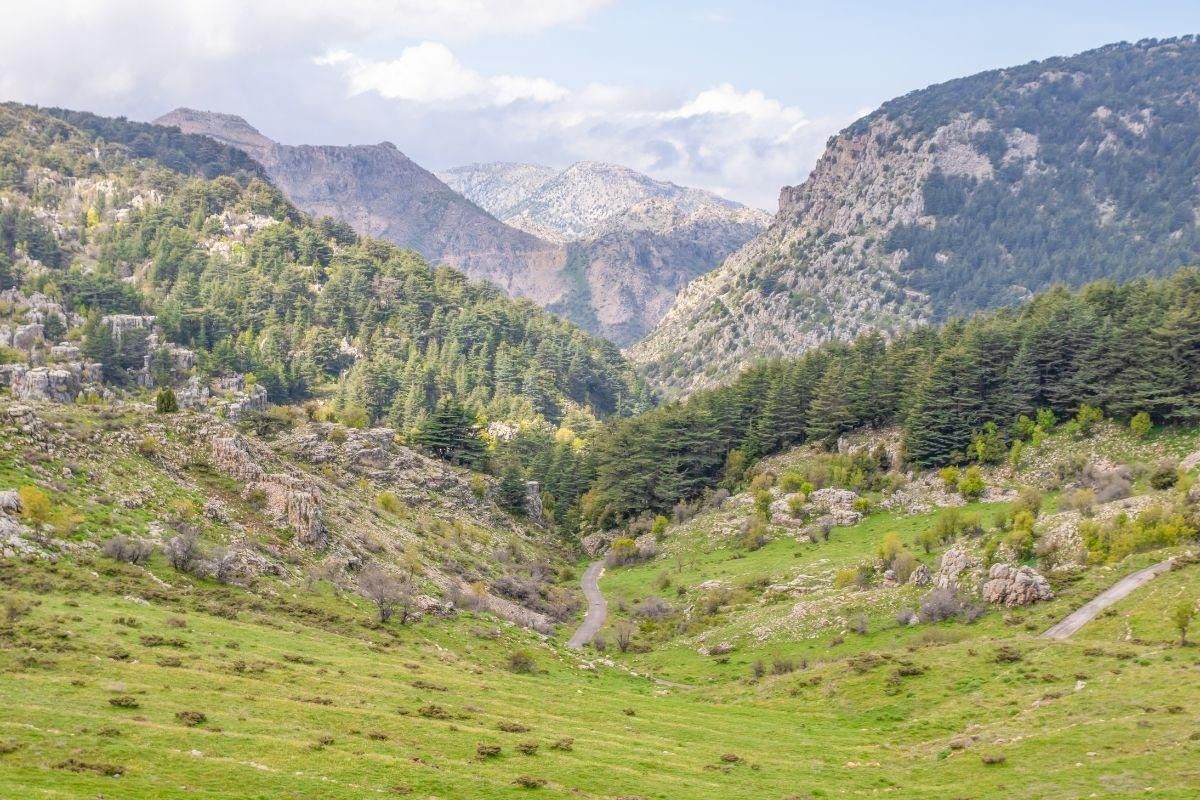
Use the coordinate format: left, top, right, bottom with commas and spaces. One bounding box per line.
981, 563, 1054, 606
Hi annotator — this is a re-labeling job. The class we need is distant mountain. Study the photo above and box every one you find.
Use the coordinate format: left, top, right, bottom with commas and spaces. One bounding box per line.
154, 108, 568, 303
632, 36, 1200, 397
441, 161, 769, 343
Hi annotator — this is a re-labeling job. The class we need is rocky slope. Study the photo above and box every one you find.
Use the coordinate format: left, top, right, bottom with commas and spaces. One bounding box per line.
154, 108, 569, 302
632, 37, 1200, 396
442, 160, 769, 343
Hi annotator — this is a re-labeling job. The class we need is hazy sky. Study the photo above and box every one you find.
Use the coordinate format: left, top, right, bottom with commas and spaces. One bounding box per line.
3, 1, 1198, 208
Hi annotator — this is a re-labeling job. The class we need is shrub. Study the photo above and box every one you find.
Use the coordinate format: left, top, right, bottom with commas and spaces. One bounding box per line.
754, 489, 773, 521
938, 466, 960, 490
771, 656, 798, 674
1150, 462, 1179, 491
851, 614, 868, 635
376, 491, 402, 513
615, 620, 635, 652
635, 596, 672, 621
891, 551, 917, 583
108, 696, 138, 708
507, 650, 537, 674
17, 485, 51, 525
1061, 488, 1096, 516
101, 535, 154, 565
779, 470, 806, 493
497, 721, 530, 733
650, 514, 669, 539
748, 471, 776, 491
1171, 601, 1195, 646
750, 659, 765, 679
605, 537, 639, 567
359, 566, 414, 624
957, 466, 985, 500
513, 775, 546, 788
896, 608, 918, 626
786, 494, 807, 518
877, 531, 904, 566
137, 436, 159, 457
516, 741, 539, 756
918, 588, 982, 623
1077, 404, 1105, 436
1130, 411, 1153, 438
476, 744, 501, 758
175, 711, 206, 727
740, 519, 770, 551
1011, 487, 1042, 519
155, 388, 178, 414
165, 530, 205, 573
550, 737, 574, 751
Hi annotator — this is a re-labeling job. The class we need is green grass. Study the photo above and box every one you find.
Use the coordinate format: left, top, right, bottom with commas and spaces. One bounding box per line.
3, 554, 1200, 798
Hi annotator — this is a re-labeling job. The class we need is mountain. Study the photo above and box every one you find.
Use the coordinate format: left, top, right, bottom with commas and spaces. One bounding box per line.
632, 37, 1200, 396
154, 108, 569, 303
441, 160, 770, 343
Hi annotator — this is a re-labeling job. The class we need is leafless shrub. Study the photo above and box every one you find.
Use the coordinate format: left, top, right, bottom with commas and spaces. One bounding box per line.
615, 620, 635, 653
918, 587, 983, 624
635, 596, 672, 621
101, 535, 153, 565
165, 530, 204, 574
358, 565, 414, 623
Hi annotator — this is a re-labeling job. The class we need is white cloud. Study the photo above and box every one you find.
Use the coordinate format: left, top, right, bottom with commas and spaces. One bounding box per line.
319, 48, 842, 207
318, 43, 568, 107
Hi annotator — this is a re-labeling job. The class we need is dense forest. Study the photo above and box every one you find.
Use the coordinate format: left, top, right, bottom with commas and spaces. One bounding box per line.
0, 104, 651, 525
581, 271, 1200, 529
872, 37, 1200, 316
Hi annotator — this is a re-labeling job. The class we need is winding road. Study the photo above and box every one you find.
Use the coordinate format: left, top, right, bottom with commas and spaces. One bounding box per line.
567, 560, 607, 649
1041, 558, 1175, 640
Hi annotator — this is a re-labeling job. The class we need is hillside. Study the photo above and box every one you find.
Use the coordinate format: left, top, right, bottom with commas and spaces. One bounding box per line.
153, 108, 570, 302
441, 161, 770, 343
157, 116, 766, 346
633, 36, 1200, 396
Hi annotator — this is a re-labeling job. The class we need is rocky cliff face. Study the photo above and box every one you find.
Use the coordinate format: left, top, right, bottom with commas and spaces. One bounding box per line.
442, 160, 769, 343
633, 37, 1200, 396
155, 108, 570, 305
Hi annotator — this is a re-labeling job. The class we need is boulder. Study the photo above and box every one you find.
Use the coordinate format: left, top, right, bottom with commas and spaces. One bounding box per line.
13, 323, 44, 351
982, 563, 1053, 606
0, 489, 21, 514
907, 563, 931, 586
934, 546, 978, 590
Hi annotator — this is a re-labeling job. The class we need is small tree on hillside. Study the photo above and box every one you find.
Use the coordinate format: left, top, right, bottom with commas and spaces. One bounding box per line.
1130, 411, 1153, 438
1172, 601, 1195, 646
359, 565, 414, 624
156, 387, 179, 414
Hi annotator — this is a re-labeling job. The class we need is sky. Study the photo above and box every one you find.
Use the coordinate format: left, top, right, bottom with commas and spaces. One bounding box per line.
2, 1, 1199, 209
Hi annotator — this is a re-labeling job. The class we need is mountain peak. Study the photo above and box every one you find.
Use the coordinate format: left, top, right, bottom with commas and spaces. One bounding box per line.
154, 107, 273, 160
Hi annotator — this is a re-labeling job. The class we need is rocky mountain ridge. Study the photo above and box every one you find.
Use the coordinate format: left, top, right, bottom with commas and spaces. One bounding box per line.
633, 37, 1200, 396
156, 112, 767, 345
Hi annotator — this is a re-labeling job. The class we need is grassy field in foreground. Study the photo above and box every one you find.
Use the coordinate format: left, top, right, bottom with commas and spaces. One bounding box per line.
3, 553, 1200, 799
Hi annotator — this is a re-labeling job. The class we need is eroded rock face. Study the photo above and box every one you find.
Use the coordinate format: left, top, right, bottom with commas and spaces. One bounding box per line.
982, 563, 1054, 606
12, 367, 79, 403
222, 384, 268, 420
211, 436, 325, 547
935, 546, 978, 590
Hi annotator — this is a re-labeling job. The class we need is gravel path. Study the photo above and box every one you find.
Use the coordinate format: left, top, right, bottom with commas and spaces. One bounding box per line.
567, 560, 607, 649
1040, 559, 1175, 639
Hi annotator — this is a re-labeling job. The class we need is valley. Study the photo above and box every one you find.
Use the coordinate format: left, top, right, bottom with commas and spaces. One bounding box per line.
1, 26, 1200, 800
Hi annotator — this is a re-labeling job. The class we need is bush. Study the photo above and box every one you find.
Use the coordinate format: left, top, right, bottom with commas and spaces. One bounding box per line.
938, 466, 960, 490
1011, 487, 1042, 519
101, 535, 154, 565
137, 436, 159, 457
753, 489, 773, 521
635, 596, 672, 621
175, 711, 206, 727
165, 530, 204, 573
507, 650, 537, 674
957, 466, 985, 500
516, 741, 539, 756
1130, 411, 1153, 438
550, 737, 573, 751
740, 519, 770, 551
1074, 404, 1104, 436
615, 620, 635, 652
155, 388, 178, 414
891, 551, 917, 583
1150, 462, 1179, 491
877, 531, 904, 566
513, 776, 546, 788
779, 470, 806, 493
605, 537, 639, 567
376, 491, 402, 513
896, 608, 918, 626
108, 696, 138, 708
919, 588, 982, 623
650, 514, 669, 539
476, 744, 501, 758
18, 485, 52, 525
359, 566, 414, 623
786, 494, 807, 518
